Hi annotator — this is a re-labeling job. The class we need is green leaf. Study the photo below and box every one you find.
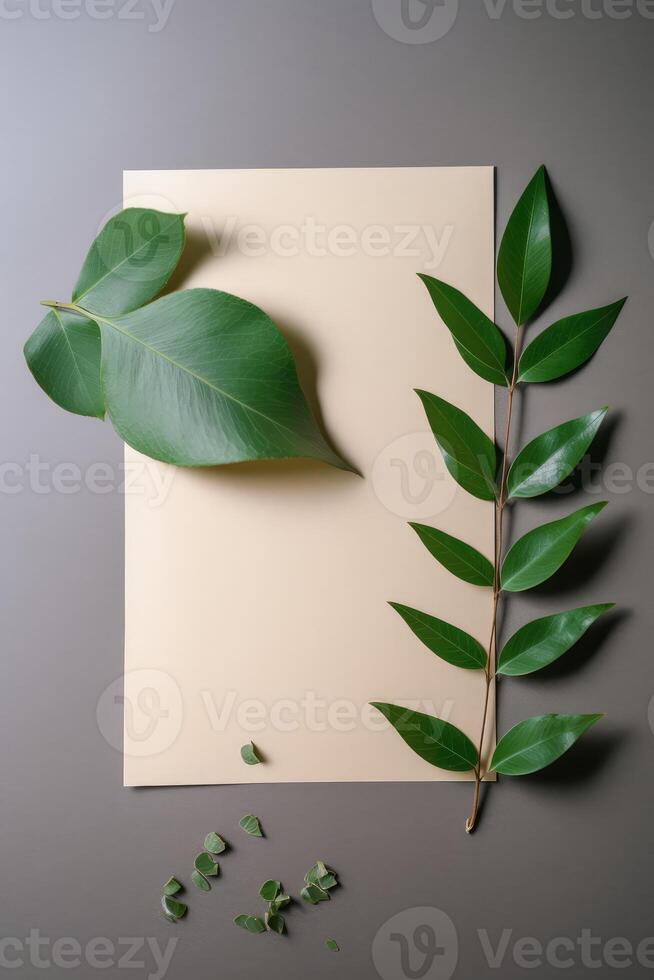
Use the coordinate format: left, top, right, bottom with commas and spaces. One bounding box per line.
266, 912, 285, 934
518, 299, 626, 383
241, 742, 262, 765
161, 895, 187, 920
162, 877, 182, 897
301, 884, 330, 904
501, 501, 607, 593
234, 915, 266, 934
259, 880, 281, 902
191, 870, 210, 892
24, 310, 104, 419
194, 852, 218, 877
239, 814, 263, 837
497, 165, 551, 325
490, 713, 603, 775
497, 603, 615, 676
507, 408, 608, 499
305, 862, 332, 886
325, 939, 340, 952
418, 274, 509, 386
409, 523, 494, 587
318, 873, 338, 891
72, 208, 186, 315
390, 602, 487, 670
93, 288, 348, 469
203, 832, 226, 855
270, 895, 291, 912
370, 703, 477, 772
416, 390, 496, 501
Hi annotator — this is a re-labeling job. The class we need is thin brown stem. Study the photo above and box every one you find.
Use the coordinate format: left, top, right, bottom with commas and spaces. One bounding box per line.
465, 326, 524, 833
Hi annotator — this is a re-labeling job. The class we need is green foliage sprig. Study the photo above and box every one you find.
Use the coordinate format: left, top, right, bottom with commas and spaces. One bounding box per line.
24, 208, 349, 471
372, 166, 625, 832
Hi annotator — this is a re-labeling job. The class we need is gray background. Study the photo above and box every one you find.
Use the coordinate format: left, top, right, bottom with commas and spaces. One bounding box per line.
2, 1, 653, 977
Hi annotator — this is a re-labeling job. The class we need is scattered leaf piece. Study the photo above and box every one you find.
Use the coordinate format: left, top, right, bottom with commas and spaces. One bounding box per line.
301, 883, 330, 905
203, 832, 226, 855
266, 912, 285, 934
191, 869, 210, 892
270, 894, 291, 912
239, 814, 263, 837
234, 915, 266, 934
241, 742, 263, 765
161, 895, 187, 921
162, 877, 182, 897
318, 873, 338, 891
259, 880, 281, 902
325, 938, 340, 952
194, 852, 219, 876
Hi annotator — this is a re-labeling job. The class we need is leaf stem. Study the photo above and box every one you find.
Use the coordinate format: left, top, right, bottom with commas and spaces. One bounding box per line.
465, 326, 523, 834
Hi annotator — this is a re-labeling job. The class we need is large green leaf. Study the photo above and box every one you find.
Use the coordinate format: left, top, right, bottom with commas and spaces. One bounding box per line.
518, 299, 626, 383
501, 501, 607, 592
497, 166, 551, 326
72, 208, 186, 315
24, 309, 104, 419
90, 288, 347, 469
490, 713, 602, 775
507, 407, 608, 499
497, 603, 614, 676
409, 523, 494, 587
390, 602, 487, 670
416, 390, 496, 500
370, 702, 477, 772
418, 274, 508, 386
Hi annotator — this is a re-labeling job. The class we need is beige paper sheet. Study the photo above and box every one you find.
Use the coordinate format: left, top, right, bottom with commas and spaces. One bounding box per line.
122, 167, 495, 785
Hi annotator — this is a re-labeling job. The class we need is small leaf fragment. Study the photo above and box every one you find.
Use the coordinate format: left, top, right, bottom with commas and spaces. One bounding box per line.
259, 879, 281, 902
161, 895, 187, 921
266, 912, 285, 934
325, 938, 340, 952
318, 873, 338, 891
239, 814, 263, 837
234, 914, 266, 934
270, 894, 291, 913
241, 742, 262, 765
305, 861, 329, 885
191, 870, 211, 892
162, 877, 182, 897
203, 832, 226, 854
194, 852, 219, 876
301, 883, 330, 905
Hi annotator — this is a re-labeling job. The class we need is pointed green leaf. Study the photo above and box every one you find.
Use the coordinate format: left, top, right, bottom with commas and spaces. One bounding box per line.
325, 939, 340, 952
72, 208, 186, 315
191, 869, 211, 891
203, 832, 226, 855
234, 915, 266, 934
498, 603, 614, 676
161, 895, 187, 920
239, 814, 263, 837
194, 852, 218, 877
501, 502, 607, 592
490, 713, 603, 775
162, 877, 182, 897
416, 390, 496, 501
24, 309, 104, 419
266, 912, 285, 934
390, 602, 487, 670
418, 274, 509, 386
497, 166, 551, 325
259, 880, 281, 902
371, 702, 477, 772
507, 408, 608, 499
240, 742, 262, 765
301, 884, 330, 904
409, 523, 494, 587
518, 299, 626, 383
93, 288, 348, 469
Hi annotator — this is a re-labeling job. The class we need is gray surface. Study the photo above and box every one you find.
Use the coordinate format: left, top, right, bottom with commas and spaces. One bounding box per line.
2, 2, 653, 978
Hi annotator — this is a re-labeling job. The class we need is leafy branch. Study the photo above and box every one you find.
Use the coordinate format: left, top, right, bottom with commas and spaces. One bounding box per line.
372, 166, 626, 832
25, 208, 350, 472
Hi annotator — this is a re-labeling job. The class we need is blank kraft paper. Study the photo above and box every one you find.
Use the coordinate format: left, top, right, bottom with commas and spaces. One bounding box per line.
122, 167, 495, 785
